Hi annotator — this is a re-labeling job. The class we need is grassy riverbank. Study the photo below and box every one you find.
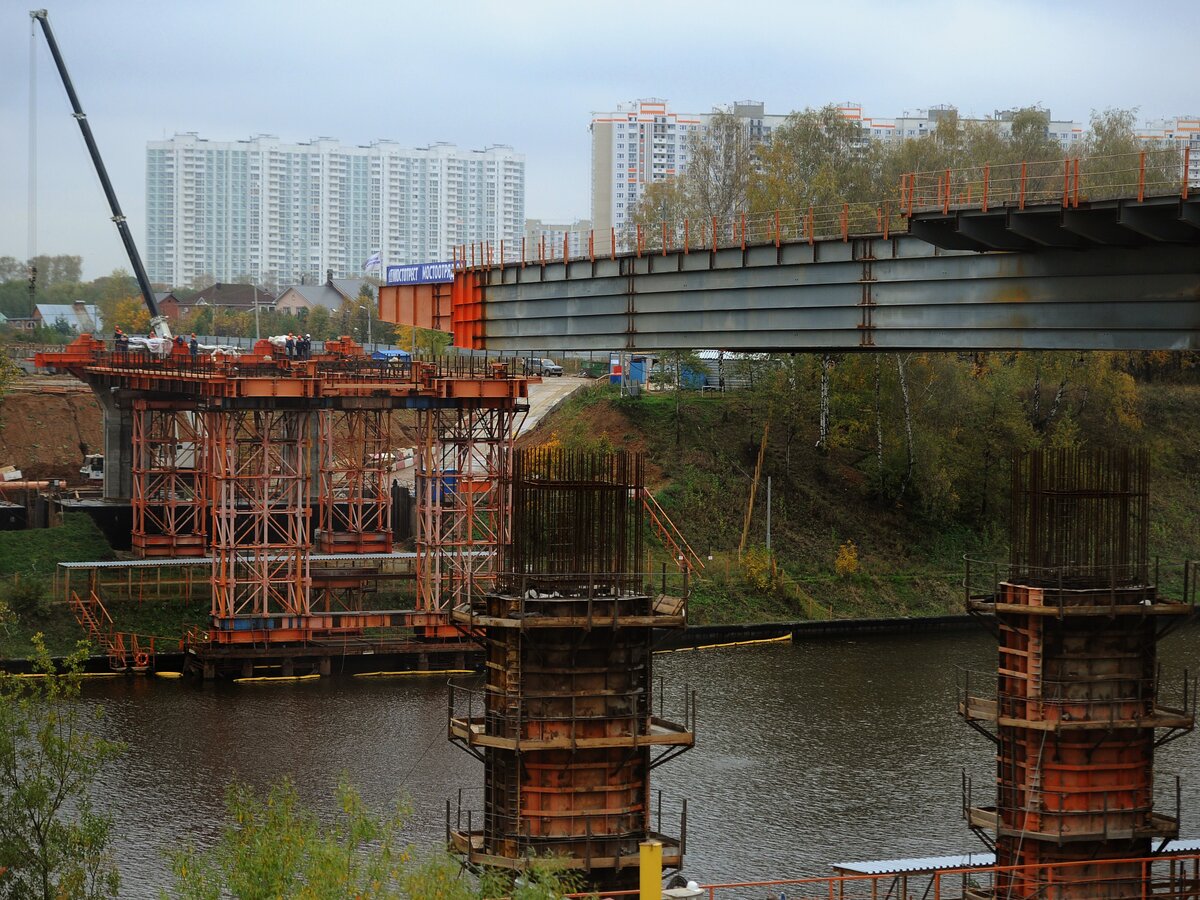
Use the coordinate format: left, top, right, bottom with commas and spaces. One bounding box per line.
4, 372, 1200, 658
527, 375, 1200, 624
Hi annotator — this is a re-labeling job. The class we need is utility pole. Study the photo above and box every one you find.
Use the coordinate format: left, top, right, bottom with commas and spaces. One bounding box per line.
765, 475, 772, 551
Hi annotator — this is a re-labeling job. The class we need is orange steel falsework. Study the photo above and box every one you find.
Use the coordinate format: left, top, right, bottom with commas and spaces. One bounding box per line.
208, 406, 312, 641
35, 336, 534, 652
961, 449, 1194, 900
414, 404, 521, 619
130, 400, 207, 557
316, 408, 392, 555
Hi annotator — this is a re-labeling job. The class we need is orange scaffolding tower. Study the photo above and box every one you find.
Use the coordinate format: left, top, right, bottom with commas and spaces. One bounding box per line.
415, 404, 521, 617
316, 407, 393, 555
961, 449, 1195, 900
208, 406, 313, 642
131, 399, 207, 558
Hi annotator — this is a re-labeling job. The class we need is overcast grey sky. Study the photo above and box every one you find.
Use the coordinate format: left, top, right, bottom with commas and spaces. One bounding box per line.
2, 0, 1197, 280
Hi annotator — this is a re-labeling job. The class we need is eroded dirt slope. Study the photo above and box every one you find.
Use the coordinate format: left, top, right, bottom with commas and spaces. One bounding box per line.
0, 378, 102, 481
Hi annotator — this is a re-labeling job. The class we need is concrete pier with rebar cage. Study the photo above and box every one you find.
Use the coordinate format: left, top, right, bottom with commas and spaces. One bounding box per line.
447, 448, 694, 887
961, 448, 1195, 899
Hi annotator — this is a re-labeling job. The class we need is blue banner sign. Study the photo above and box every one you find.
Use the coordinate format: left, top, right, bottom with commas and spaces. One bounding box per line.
386, 261, 456, 285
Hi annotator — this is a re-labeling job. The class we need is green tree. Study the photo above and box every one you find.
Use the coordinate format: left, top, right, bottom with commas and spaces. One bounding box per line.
0, 635, 124, 899
165, 775, 578, 899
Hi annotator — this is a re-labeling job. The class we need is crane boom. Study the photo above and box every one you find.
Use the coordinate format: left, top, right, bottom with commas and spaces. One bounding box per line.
30, 9, 170, 338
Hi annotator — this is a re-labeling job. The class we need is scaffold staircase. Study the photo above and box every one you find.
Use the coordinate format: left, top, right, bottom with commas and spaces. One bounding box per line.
641, 488, 704, 573
68, 588, 157, 671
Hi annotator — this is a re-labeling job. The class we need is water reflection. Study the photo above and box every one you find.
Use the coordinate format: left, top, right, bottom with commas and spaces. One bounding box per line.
79, 622, 1200, 897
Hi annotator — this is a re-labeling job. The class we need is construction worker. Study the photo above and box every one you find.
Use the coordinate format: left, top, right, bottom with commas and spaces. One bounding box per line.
114, 327, 128, 353
286, 333, 296, 359
189, 334, 198, 358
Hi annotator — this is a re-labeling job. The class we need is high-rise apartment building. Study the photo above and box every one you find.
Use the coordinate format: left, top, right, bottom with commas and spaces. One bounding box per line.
1137, 116, 1200, 186
589, 99, 788, 244
146, 134, 524, 289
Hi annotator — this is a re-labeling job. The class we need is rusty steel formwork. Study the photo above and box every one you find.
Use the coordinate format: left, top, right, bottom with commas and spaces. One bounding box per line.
448, 449, 694, 888
961, 449, 1195, 900
415, 405, 520, 617
208, 407, 312, 640
315, 407, 393, 555
130, 400, 207, 557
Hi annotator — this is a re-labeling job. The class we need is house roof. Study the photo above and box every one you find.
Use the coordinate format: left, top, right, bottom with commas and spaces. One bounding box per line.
153, 291, 178, 305
278, 278, 370, 311
191, 283, 275, 310
34, 303, 104, 332
332, 278, 370, 301
279, 283, 346, 311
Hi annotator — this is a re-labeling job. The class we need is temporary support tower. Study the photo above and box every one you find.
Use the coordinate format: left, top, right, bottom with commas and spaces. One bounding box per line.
961, 449, 1194, 900
316, 407, 393, 554
130, 399, 206, 557
37, 337, 533, 668
448, 448, 694, 888
415, 404, 521, 618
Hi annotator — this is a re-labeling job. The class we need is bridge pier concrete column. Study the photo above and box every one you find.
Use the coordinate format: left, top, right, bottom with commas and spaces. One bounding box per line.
94, 387, 133, 501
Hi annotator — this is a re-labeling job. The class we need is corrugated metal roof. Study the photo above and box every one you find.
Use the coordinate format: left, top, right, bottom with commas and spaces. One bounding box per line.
833, 839, 1200, 875
832, 853, 994, 875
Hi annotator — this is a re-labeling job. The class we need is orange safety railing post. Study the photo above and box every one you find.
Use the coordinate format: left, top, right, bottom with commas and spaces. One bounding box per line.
563, 231, 569, 262
1073, 156, 1080, 207
942, 168, 951, 214
1185, 146, 1192, 200
900, 174, 908, 212
841, 202, 849, 242
636, 223, 643, 258
1138, 150, 1146, 201
740, 212, 746, 250
906, 174, 916, 216
684, 218, 690, 253
539, 235, 545, 266
1062, 157, 1070, 207
589, 229, 594, 262
808, 206, 815, 245
499, 239, 505, 271
982, 164, 990, 212
470, 243, 475, 268
611, 226, 616, 260
1019, 160, 1028, 210
882, 202, 890, 240
661, 220, 668, 256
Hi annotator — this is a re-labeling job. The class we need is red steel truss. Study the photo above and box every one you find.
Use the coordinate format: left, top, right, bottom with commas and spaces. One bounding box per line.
131, 400, 207, 557
209, 407, 312, 641
415, 404, 522, 616
36, 336, 534, 652
316, 407, 393, 554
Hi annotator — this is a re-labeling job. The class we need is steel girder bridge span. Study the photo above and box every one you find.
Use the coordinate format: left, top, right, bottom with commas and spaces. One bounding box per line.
380, 194, 1200, 354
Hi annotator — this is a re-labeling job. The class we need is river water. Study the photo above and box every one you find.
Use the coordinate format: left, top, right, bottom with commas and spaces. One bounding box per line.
77, 622, 1200, 896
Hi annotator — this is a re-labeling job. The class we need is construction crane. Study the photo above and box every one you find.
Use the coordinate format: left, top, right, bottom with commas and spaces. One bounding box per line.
29, 9, 172, 340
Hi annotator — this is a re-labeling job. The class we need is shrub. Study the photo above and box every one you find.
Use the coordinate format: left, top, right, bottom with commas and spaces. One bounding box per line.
835, 540, 860, 577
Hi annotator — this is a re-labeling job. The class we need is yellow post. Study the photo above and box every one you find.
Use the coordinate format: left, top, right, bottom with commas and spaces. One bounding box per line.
640, 840, 663, 900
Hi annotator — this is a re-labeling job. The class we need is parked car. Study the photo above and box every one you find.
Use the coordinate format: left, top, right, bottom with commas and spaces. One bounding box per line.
529, 357, 563, 376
